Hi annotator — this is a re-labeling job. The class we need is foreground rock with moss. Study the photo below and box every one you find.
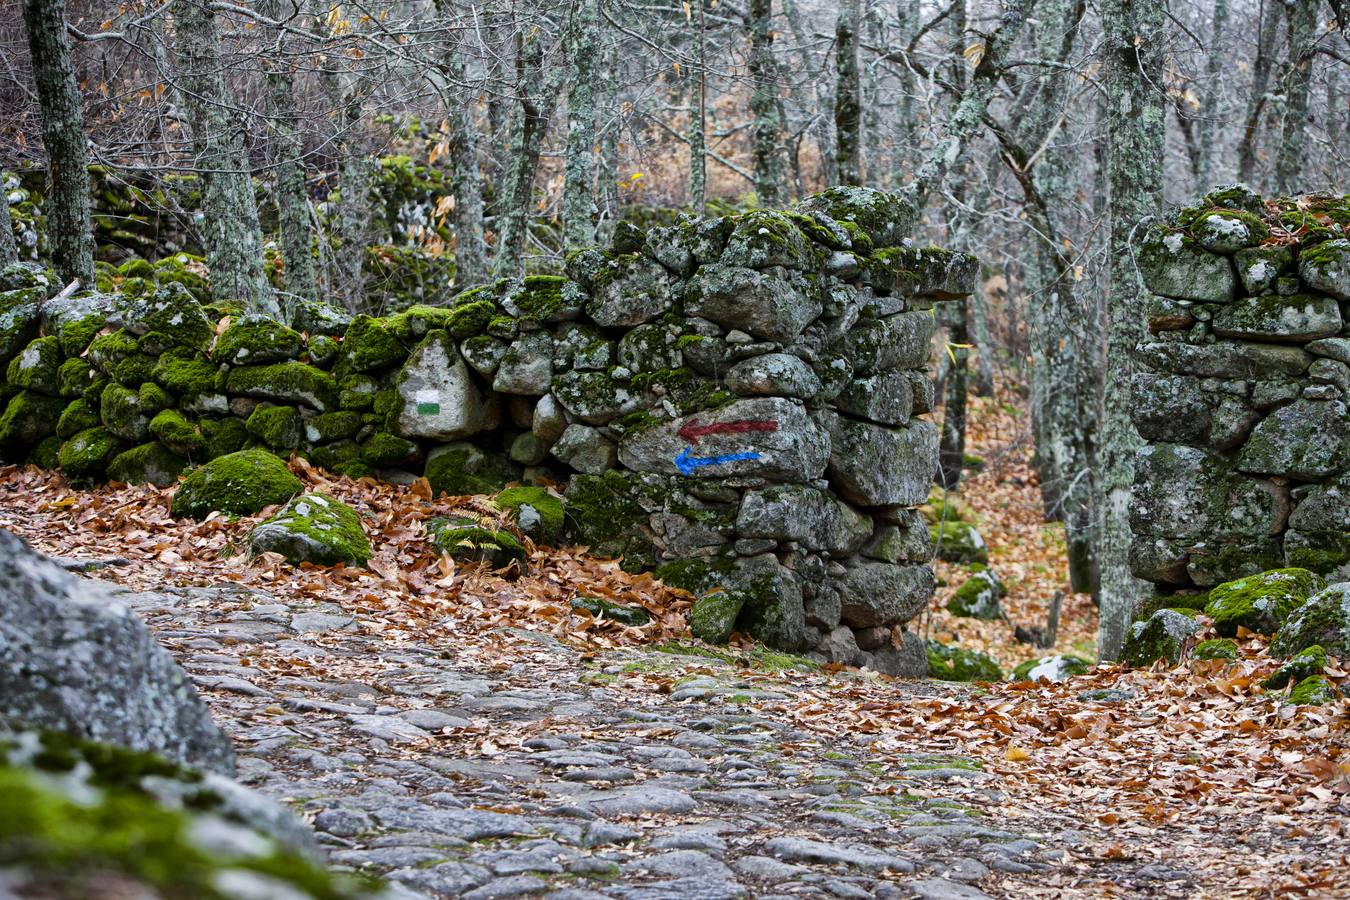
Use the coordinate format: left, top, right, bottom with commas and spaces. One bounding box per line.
0, 187, 977, 671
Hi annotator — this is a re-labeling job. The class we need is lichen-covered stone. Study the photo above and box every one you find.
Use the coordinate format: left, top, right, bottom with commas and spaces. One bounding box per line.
1297, 237, 1350, 300
170, 449, 303, 519
249, 492, 371, 567
118, 283, 214, 350
948, 568, 1001, 619
1122, 608, 1200, 667
6, 336, 61, 394
1211, 294, 1342, 343
721, 209, 817, 270
106, 441, 187, 487
1134, 341, 1311, 379
565, 469, 661, 571
213, 312, 303, 365
688, 590, 745, 644
823, 413, 936, 507
798, 186, 914, 248
1271, 582, 1350, 657
927, 642, 1003, 681
57, 427, 124, 483
1137, 229, 1237, 301
226, 362, 338, 412
586, 254, 673, 328
836, 561, 933, 628
1190, 208, 1268, 253
493, 331, 554, 395
1203, 568, 1324, 636
1238, 399, 1350, 480
724, 352, 821, 399
424, 441, 520, 497
1234, 245, 1293, 295
245, 404, 303, 451
685, 264, 821, 343
835, 372, 913, 425
392, 330, 491, 440
551, 422, 618, 475
342, 314, 407, 372
843, 311, 936, 375
735, 484, 870, 555
728, 553, 805, 650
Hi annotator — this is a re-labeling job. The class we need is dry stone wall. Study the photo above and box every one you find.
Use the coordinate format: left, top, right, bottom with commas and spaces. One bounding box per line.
0, 187, 976, 672
1132, 185, 1350, 596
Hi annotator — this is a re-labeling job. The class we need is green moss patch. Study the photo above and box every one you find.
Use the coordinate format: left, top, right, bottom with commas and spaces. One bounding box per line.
926, 642, 1003, 682
171, 449, 303, 519
495, 486, 565, 546
249, 492, 371, 567
1204, 568, 1324, 637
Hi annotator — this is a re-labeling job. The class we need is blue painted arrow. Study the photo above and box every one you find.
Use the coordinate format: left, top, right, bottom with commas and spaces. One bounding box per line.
674, 446, 761, 476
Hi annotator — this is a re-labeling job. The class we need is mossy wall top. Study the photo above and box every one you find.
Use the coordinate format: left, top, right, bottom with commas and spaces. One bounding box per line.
1131, 184, 1350, 593
0, 186, 976, 671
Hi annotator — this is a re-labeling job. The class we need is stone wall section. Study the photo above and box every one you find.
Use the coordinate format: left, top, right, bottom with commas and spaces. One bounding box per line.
1133, 185, 1350, 595
0, 187, 976, 672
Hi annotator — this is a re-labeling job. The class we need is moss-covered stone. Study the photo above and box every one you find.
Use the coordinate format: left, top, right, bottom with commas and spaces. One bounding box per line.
688, 590, 745, 644
947, 568, 1002, 619
1262, 644, 1328, 690
570, 595, 651, 626
306, 334, 341, 368
199, 417, 248, 460
502, 275, 576, 324
106, 441, 187, 487
6, 336, 61, 394
1271, 583, 1350, 657
1286, 675, 1339, 706
926, 642, 1003, 681
149, 409, 206, 458
1190, 208, 1269, 253
427, 515, 525, 565
1203, 568, 1325, 637
57, 427, 124, 483
1010, 654, 1092, 681
653, 555, 738, 596
249, 492, 371, 567
1192, 638, 1239, 661
56, 357, 93, 398
87, 329, 156, 386
30, 434, 61, 468
0, 390, 65, 460
170, 448, 303, 519
798, 186, 914, 248
359, 431, 421, 469
56, 399, 100, 440
307, 440, 364, 474
930, 520, 988, 565
245, 404, 303, 452
1134, 591, 1210, 621
119, 283, 214, 350
99, 382, 170, 443
921, 485, 977, 524
226, 362, 338, 411
342, 315, 406, 372
424, 442, 521, 497
495, 485, 565, 546
213, 313, 303, 365
303, 411, 362, 444
1123, 608, 1201, 668
564, 469, 658, 571
338, 373, 379, 411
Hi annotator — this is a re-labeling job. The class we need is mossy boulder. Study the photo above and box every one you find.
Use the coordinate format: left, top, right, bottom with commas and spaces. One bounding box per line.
1192, 638, 1239, 661
570, 595, 650, 626
1136, 228, 1237, 302
306, 333, 341, 368
947, 568, 1002, 619
56, 399, 100, 440
57, 427, 124, 483
798, 186, 914, 248
930, 520, 988, 565
226, 362, 338, 412
118, 283, 214, 350
424, 442, 520, 497
100, 382, 170, 443
359, 431, 421, 469
1271, 582, 1350, 658
1262, 645, 1328, 690
248, 492, 371, 567
495, 486, 565, 546
1123, 608, 1201, 668
200, 417, 249, 460
0, 287, 44, 368
1203, 568, 1325, 636
213, 313, 303, 365
0, 390, 65, 459
149, 409, 206, 458
688, 590, 746, 644
1190, 208, 1269, 253
926, 642, 1003, 681
1286, 675, 1339, 706
1011, 654, 1092, 682
342, 315, 407, 373
564, 469, 659, 571
87, 329, 156, 386
426, 515, 525, 566
56, 357, 94, 399
170, 449, 303, 519
302, 411, 362, 445
107, 442, 188, 487
245, 404, 303, 452
291, 296, 352, 336
30, 435, 60, 468
6, 335, 61, 394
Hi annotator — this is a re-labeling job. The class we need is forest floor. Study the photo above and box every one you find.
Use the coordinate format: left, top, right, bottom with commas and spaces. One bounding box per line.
0, 383, 1347, 898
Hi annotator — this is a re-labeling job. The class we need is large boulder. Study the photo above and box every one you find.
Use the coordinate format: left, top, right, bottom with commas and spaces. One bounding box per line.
1203, 568, 1324, 637
392, 330, 492, 440
1123, 608, 1200, 668
0, 529, 234, 774
249, 493, 372, 567
170, 449, 303, 520
1271, 582, 1350, 658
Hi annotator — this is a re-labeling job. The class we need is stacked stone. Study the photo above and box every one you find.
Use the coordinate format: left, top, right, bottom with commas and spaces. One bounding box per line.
1132, 184, 1350, 596
0, 187, 976, 671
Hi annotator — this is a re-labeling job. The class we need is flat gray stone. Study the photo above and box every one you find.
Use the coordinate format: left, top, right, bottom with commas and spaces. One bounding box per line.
763, 837, 915, 873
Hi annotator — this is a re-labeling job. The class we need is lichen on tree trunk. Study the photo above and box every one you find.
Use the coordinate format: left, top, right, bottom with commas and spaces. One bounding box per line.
748, 0, 784, 206
562, 0, 601, 252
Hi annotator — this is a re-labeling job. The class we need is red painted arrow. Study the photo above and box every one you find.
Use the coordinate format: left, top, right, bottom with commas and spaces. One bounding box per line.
678, 418, 779, 445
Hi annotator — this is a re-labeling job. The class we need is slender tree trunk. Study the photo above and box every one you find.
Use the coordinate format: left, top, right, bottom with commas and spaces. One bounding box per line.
689, 0, 708, 213
562, 0, 600, 251
834, 0, 863, 186
1197, 0, 1230, 189
330, 75, 372, 312
447, 57, 488, 288
0, 185, 18, 267
1099, 0, 1165, 661
969, 285, 995, 396
172, 0, 276, 314
748, 0, 785, 205
939, 298, 970, 489
1237, 1, 1282, 186
891, 4, 917, 188
259, 0, 316, 300
781, 0, 834, 187
493, 30, 559, 276
596, 30, 622, 242
1274, 0, 1318, 194
21, 0, 94, 286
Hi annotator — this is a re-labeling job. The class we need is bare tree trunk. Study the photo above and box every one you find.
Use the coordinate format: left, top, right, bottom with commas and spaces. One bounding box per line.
562, 0, 600, 251
493, 29, 559, 276
259, 0, 316, 301
834, 0, 862, 186
1197, 0, 1230, 188
172, 0, 276, 314
0, 185, 18, 268
21, 0, 94, 285
939, 297, 970, 489
596, 30, 622, 241
748, 0, 785, 205
689, 0, 708, 213
447, 55, 488, 289
1099, 0, 1164, 661
1237, 1, 1282, 186
1274, 0, 1318, 195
